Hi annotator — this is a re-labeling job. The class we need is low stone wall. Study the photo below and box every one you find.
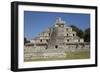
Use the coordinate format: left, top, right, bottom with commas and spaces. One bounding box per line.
24, 45, 90, 61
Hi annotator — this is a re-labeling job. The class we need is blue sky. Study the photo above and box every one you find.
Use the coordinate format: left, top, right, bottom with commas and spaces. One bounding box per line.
24, 11, 90, 40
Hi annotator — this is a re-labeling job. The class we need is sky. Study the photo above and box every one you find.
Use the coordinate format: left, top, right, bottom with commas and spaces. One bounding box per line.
24, 11, 90, 40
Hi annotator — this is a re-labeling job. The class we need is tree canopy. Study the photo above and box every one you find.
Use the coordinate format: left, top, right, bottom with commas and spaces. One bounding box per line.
70, 25, 90, 42
83, 28, 90, 42
24, 37, 30, 45
70, 25, 84, 38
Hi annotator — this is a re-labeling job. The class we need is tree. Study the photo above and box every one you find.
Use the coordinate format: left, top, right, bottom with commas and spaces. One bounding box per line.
24, 37, 30, 45
70, 25, 90, 42
70, 25, 84, 38
83, 28, 90, 42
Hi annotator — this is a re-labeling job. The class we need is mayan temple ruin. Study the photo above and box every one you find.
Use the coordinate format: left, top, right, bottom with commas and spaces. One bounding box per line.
24, 17, 90, 61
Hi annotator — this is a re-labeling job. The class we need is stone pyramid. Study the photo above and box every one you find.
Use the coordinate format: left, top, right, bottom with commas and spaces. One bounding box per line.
47, 17, 65, 49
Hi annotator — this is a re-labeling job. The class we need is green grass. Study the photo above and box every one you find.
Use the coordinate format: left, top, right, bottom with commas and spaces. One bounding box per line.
65, 51, 90, 59
24, 50, 90, 62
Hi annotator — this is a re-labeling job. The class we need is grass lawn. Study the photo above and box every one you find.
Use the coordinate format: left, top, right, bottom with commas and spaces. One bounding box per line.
24, 50, 90, 62
65, 51, 90, 59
